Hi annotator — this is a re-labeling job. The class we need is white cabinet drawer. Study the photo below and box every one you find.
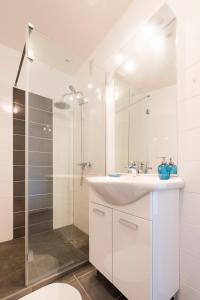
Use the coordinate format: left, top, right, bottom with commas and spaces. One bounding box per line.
89, 203, 113, 282
113, 210, 152, 300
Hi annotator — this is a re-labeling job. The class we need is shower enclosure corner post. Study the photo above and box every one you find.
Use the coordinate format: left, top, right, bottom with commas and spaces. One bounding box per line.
25, 22, 34, 287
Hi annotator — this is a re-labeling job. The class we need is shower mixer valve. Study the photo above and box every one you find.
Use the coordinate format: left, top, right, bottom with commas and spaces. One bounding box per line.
77, 162, 92, 169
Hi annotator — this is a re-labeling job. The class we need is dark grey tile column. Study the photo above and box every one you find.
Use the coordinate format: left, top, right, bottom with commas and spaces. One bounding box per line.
13, 89, 53, 238
13, 87, 26, 238
28, 93, 53, 235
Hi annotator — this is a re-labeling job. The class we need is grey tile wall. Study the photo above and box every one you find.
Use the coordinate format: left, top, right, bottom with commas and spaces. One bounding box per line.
13, 88, 26, 239
28, 93, 53, 236
13, 88, 53, 238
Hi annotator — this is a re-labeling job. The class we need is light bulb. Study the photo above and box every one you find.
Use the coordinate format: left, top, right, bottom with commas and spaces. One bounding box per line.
88, 83, 93, 89
69, 96, 74, 101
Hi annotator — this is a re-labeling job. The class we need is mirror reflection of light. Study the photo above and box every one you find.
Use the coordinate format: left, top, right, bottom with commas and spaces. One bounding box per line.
141, 24, 157, 42
151, 35, 165, 51
88, 83, 93, 89
124, 60, 136, 73
115, 53, 124, 66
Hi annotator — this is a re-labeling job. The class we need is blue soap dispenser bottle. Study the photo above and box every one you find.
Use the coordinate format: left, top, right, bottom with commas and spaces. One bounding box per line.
158, 157, 170, 180
169, 157, 177, 175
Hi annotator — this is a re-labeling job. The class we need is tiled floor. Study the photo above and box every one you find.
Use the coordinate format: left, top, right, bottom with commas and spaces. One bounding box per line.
29, 225, 89, 284
56, 263, 127, 300
3, 263, 127, 300
0, 225, 88, 299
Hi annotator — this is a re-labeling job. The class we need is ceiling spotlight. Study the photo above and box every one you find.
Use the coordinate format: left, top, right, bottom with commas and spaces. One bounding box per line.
96, 88, 101, 93
124, 60, 135, 73
88, 83, 93, 89
115, 53, 124, 66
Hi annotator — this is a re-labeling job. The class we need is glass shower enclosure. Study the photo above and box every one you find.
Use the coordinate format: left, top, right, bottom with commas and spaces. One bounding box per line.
25, 25, 89, 285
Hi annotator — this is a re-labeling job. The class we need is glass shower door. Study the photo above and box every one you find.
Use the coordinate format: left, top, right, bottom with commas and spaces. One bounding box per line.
25, 26, 88, 285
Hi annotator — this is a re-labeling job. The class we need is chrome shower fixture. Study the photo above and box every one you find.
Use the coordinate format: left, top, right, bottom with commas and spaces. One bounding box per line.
69, 85, 76, 93
54, 85, 88, 110
146, 94, 151, 115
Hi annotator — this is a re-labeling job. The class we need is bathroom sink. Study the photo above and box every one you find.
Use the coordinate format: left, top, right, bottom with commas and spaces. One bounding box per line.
87, 175, 184, 205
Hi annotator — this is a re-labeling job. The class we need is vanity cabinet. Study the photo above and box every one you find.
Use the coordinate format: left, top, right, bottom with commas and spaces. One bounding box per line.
89, 202, 113, 282
89, 189, 180, 300
113, 210, 151, 300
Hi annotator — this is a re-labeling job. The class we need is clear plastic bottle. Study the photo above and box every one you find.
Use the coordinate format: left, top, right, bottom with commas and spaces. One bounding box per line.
169, 157, 178, 175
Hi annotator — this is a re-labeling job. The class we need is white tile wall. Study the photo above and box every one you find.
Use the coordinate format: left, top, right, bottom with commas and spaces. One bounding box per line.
173, 2, 200, 299
0, 44, 17, 242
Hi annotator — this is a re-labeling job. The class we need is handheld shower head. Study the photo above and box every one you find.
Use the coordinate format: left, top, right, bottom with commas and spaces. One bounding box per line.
68, 85, 76, 93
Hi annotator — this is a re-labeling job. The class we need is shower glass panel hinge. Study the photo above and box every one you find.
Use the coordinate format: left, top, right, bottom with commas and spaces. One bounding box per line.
28, 23, 34, 30
27, 250, 34, 262
27, 48, 34, 62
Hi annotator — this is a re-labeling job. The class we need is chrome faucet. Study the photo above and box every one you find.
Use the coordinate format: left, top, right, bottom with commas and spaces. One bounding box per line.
128, 161, 139, 174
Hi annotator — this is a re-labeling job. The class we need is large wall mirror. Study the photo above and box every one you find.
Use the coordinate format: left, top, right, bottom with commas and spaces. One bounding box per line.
114, 4, 177, 174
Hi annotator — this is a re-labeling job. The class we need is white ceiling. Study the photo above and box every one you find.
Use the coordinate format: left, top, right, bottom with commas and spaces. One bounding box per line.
0, 0, 133, 67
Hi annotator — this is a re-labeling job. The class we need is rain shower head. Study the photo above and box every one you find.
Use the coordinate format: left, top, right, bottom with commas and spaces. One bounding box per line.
54, 101, 70, 110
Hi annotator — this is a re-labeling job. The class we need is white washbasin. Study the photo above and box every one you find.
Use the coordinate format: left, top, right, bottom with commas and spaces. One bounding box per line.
87, 175, 184, 205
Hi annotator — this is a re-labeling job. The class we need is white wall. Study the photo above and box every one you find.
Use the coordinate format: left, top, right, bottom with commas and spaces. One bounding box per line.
86, 0, 200, 298
0, 44, 21, 242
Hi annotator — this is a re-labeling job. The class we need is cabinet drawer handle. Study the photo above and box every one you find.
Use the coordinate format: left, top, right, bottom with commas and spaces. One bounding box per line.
119, 218, 138, 230
93, 208, 105, 216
